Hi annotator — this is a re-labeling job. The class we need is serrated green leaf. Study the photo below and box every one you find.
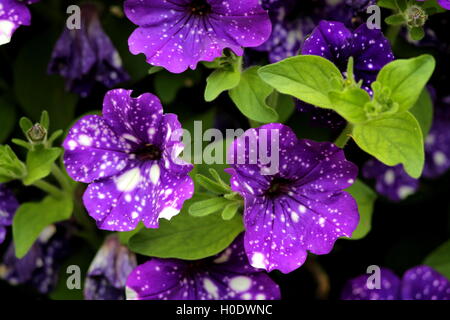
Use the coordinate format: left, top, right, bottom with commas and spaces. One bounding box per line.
13, 195, 73, 258
346, 180, 377, 240
258, 55, 343, 109
229, 66, 278, 123
423, 240, 450, 280
352, 112, 424, 178
23, 147, 62, 185
329, 87, 370, 123
129, 202, 244, 260
376, 55, 435, 112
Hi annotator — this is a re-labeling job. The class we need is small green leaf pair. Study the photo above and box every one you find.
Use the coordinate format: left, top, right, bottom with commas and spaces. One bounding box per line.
189, 168, 243, 221
204, 52, 294, 124
258, 54, 436, 178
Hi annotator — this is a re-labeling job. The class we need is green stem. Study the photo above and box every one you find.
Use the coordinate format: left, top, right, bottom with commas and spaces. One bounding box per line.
306, 257, 330, 300
334, 123, 353, 149
51, 164, 72, 193
32, 180, 65, 198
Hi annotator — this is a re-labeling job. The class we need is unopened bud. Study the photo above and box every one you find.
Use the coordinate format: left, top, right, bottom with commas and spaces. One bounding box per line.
27, 124, 47, 142
406, 5, 428, 28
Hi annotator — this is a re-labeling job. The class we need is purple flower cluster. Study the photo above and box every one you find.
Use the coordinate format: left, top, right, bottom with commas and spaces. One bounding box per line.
342, 266, 450, 300
126, 235, 280, 300
63, 89, 194, 231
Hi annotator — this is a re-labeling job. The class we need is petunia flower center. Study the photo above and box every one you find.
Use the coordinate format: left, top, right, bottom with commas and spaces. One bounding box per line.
189, 0, 212, 16
134, 144, 162, 161
265, 177, 292, 198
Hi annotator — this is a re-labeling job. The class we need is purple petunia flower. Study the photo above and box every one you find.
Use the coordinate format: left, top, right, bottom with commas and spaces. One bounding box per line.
326, 0, 376, 27
423, 107, 450, 178
63, 89, 194, 231
124, 0, 272, 73
84, 235, 137, 300
0, 0, 39, 46
48, 3, 129, 97
125, 235, 281, 300
302, 20, 394, 93
298, 20, 394, 129
417, 0, 450, 10
0, 225, 69, 294
342, 265, 450, 300
225, 123, 359, 273
362, 159, 419, 202
0, 184, 18, 244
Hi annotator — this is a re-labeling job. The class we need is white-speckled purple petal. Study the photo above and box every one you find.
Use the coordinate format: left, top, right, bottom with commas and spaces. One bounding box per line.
0, 0, 34, 46
124, 0, 271, 73
0, 184, 18, 244
401, 265, 450, 300
83, 161, 194, 231
228, 124, 359, 273
125, 235, 281, 300
63, 115, 133, 183
341, 268, 401, 300
363, 159, 419, 202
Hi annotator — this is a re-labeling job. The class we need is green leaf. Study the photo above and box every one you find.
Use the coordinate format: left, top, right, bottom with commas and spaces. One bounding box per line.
423, 240, 450, 280
40, 111, 50, 130
376, 55, 435, 112
205, 67, 241, 102
268, 92, 296, 123
258, 55, 343, 109
410, 27, 425, 41
222, 201, 242, 221
23, 147, 62, 185
352, 112, 424, 178
148, 66, 164, 75
129, 201, 244, 260
19, 117, 33, 137
409, 88, 433, 138
229, 66, 278, 123
346, 180, 377, 240
189, 197, 231, 217
0, 145, 27, 182
329, 87, 371, 123
378, 0, 396, 9
195, 174, 230, 194
13, 195, 73, 258
385, 13, 407, 25
0, 98, 16, 143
